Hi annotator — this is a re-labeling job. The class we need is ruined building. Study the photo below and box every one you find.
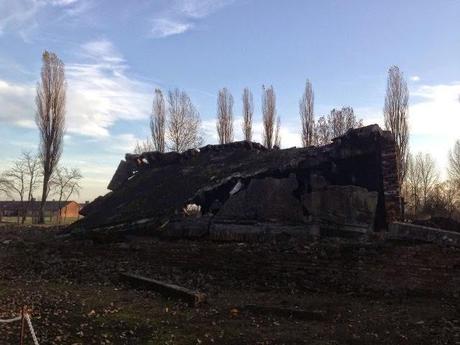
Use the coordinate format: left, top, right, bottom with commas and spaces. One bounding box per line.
73, 125, 402, 240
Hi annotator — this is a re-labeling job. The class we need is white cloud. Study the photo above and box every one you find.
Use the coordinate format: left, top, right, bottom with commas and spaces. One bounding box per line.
410, 83, 460, 137
80, 39, 125, 64
65, 40, 153, 137
45, 0, 79, 5
0, 79, 35, 126
409, 82, 460, 175
0, 0, 40, 35
179, 0, 233, 18
150, 0, 233, 38
410, 75, 421, 82
0, 0, 85, 37
150, 18, 193, 38
0, 39, 153, 139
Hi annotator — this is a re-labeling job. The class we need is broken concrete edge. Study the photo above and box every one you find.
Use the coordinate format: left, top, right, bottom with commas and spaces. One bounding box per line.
106, 141, 269, 193
388, 222, 460, 247
119, 272, 207, 307
68, 218, 373, 244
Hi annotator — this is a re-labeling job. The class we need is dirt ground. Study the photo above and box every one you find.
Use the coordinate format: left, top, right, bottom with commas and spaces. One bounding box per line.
1, 224, 460, 345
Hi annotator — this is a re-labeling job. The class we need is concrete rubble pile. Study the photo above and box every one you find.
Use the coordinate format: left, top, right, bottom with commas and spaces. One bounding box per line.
71, 124, 407, 241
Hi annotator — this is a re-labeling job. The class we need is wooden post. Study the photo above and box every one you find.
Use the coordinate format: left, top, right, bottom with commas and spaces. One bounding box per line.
19, 306, 26, 345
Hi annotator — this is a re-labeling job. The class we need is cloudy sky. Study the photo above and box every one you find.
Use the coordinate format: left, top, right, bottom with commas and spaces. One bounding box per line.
0, 0, 459, 201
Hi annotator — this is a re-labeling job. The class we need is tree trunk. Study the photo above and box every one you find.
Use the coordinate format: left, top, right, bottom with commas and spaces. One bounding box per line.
38, 173, 49, 224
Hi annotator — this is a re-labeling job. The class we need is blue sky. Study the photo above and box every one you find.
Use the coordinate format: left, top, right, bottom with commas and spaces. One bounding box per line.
0, 0, 459, 201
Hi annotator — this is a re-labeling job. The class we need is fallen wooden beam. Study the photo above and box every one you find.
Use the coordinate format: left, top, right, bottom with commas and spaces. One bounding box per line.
240, 304, 327, 321
120, 272, 207, 306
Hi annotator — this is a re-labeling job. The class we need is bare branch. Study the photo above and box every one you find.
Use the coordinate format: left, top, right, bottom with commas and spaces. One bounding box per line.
313, 107, 361, 146
133, 138, 155, 154
327, 106, 362, 138
51, 166, 83, 204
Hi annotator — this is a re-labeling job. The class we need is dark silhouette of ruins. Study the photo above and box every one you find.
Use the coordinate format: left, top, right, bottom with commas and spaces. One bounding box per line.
73, 124, 403, 240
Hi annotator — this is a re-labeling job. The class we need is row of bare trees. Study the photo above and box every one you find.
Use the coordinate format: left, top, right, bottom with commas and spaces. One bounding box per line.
141, 85, 284, 154
218, 82, 363, 150
137, 65, 460, 222
404, 149, 460, 219
141, 82, 365, 154
298, 66, 408, 190
381, 66, 460, 220
215, 85, 282, 148
299, 80, 363, 146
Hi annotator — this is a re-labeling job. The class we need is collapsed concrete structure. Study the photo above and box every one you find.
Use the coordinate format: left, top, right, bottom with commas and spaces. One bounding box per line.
73, 125, 402, 240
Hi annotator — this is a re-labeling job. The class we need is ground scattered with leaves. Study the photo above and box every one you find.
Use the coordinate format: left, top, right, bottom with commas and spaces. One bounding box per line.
1, 224, 460, 344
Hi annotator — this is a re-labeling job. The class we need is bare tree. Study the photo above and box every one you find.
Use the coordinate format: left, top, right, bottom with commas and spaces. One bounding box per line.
0, 177, 11, 198
242, 88, 253, 141
2, 157, 28, 222
35, 51, 66, 224
328, 107, 362, 138
22, 152, 41, 223
448, 140, 460, 189
167, 89, 202, 153
384, 66, 409, 188
424, 180, 459, 219
23, 152, 41, 204
262, 85, 277, 149
51, 166, 82, 223
150, 89, 166, 152
313, 107, 362, 146
216, 88, 234, 144
300, 79, 315, 147
274, 116, 281, 148
405, 153, 422, 216
0, 177, 11, 222
416, 152, 439, 207
314, 115, 331, 146
133, 138, 155, 154
1, 152, 40, 223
